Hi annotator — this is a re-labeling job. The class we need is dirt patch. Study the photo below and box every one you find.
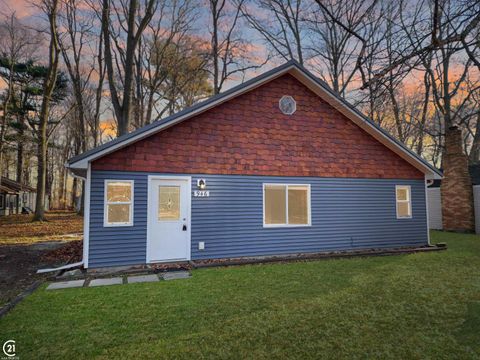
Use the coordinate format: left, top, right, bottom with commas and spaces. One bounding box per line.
0, 240, 84, 308
0, 244, 54, 308
0, 211, 84, 309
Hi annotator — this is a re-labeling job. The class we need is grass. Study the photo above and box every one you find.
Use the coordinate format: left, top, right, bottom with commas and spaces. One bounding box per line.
0, 231, 479, 359
0, 211, 83, 244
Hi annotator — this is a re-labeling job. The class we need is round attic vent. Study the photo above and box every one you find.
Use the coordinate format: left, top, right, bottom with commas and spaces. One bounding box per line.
279, 95, 296, 115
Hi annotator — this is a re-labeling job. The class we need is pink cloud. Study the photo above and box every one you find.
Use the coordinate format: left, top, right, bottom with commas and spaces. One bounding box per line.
0, 0, 36, 19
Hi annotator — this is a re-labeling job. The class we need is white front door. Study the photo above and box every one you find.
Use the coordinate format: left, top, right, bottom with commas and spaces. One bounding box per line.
147, 177, 190, 262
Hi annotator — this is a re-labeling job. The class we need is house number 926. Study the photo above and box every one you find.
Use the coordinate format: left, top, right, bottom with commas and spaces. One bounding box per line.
193, 190, 210, 197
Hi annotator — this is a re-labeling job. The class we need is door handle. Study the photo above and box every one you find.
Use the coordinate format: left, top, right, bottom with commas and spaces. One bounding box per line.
182, 224, 187, 231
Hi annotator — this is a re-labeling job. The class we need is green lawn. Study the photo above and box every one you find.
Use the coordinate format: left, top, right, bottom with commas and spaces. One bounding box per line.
1, 231, 479, 359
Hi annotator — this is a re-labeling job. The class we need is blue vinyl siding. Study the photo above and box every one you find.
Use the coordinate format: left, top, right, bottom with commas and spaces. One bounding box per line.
89, 171, 427, 268
89, 172, 148, 267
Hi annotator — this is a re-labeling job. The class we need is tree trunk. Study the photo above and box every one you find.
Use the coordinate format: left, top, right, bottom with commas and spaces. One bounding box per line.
34, 135, 48, 220
71, 176, 77, 210
33, 0, 60, 221
59, 161, 66, 209
78, 181, 85, 216
469, 112, 480, 164
16, 118, 24, 183
211, 0, 220, 95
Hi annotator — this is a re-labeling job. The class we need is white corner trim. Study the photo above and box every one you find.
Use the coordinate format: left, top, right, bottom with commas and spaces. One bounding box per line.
83, 164, 91, 268
103, 179, 135, 227
424, 177, 431, 245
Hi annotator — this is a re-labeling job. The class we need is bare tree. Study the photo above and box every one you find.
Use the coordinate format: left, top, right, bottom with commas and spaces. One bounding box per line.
133, 0, 198, 126
58, 0, 95, 154
308, 0, 381, 96
311, 0, 480, 92
33, 0, 61, 221
362, 0, 480, 89
209, 0, 265, 94
150, 36, 212, 116
240, 0, 307, 64
101, 0, 157, 136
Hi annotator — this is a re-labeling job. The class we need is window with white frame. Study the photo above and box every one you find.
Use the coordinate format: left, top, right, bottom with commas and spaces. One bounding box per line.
263, 184, 310, 226
104, 180, 134, 226
396, 185, 412, 219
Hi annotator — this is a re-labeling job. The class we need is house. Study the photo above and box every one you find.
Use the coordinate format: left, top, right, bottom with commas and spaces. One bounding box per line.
0, 177, 37, 216
67, 61, 442, 269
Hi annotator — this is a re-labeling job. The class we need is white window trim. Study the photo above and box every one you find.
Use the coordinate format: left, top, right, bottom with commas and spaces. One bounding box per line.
263, 183, 311, 228
104, 180, 134, 227
396, 185, 412, 219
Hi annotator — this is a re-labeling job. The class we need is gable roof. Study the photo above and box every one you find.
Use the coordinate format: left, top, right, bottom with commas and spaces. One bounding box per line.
0, 177, 36, 193
67, 60, 442, 180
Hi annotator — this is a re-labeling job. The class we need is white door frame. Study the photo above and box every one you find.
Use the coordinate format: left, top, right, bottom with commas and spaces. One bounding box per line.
146, 175, 192, 263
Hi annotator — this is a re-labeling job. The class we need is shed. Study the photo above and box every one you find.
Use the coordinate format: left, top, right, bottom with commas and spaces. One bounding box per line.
0, 177, 36, 216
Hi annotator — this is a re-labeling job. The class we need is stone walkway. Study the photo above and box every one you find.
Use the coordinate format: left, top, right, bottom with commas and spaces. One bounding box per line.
46, 271, 190, 290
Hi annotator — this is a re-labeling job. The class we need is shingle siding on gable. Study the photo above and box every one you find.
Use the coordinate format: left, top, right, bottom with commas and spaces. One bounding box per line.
92, 74, 422, 179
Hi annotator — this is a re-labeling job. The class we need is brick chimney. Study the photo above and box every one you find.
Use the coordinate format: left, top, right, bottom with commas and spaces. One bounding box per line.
441, 126, 475, 232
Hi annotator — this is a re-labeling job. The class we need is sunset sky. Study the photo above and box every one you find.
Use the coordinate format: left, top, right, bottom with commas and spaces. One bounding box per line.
0, 0, 477, 140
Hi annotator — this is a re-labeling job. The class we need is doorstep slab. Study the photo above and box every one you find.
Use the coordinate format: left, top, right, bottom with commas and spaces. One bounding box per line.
127, 274, 159, 283
89, 277, 123, 287
46, 280, 85, 290
162, 271, 191, 281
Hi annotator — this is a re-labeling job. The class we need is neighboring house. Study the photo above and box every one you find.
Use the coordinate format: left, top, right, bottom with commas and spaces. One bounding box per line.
427, 164, 480, 231
0, 177, 37, 216
67, 61, 442, 269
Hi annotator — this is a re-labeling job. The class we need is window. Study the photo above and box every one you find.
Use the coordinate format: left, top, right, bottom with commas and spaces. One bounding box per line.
396, 185, 412, 219
104, 180, 134, 226
263, 184, 310, 226
158, 186, 180, 220
279, 95, 296, 115
0, 194, 4, 209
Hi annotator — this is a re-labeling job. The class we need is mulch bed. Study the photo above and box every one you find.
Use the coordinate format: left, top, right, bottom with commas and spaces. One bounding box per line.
190, 244, 447, 268
150, 262, 192, 272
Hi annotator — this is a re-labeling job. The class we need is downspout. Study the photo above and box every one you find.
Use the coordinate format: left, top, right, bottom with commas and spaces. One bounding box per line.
36, 163, 89, 273
425, 176, 434, 246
